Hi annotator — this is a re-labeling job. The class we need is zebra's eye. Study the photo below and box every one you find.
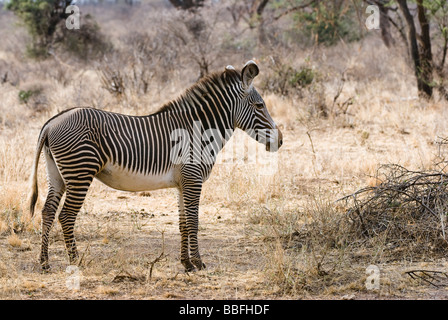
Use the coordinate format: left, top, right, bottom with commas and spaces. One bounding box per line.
254, 103, 264, 109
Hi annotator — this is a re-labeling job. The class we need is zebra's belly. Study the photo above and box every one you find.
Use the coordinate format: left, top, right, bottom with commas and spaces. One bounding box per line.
95, 162, 176, 192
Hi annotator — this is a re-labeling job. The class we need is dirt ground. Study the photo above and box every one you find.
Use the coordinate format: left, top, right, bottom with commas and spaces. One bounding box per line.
2, 119, 448, 300
1, 3, 448, 300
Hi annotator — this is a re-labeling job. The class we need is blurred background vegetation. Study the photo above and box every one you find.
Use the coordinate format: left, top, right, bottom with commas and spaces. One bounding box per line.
1, 0, 447, 101
2, 0, 448, 299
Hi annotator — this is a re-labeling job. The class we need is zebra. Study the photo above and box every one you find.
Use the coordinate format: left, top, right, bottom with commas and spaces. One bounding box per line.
29, 60, 283, 272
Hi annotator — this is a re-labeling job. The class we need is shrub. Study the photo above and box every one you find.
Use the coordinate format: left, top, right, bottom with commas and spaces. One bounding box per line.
262, 56, 316, 97
18, 90, 35, 104
18, 85, 47, 112
293, 1, 361, 46
6, 0, 109, 59
55, 14, 112, 61
98, 29, 180, 105
288, 66, 315, 88
6, 0, 71, 58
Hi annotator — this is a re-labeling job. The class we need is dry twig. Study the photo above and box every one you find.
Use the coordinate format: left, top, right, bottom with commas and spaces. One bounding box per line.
148, 231, 166, 280
338, 164, 448, 257
405, 270, 448, 287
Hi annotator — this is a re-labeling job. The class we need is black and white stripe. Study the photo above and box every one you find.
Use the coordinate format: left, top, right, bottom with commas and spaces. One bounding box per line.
29, 60, 283, 271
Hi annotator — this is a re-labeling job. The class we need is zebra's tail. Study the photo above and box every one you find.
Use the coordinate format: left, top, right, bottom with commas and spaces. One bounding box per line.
29, 124, 49, 217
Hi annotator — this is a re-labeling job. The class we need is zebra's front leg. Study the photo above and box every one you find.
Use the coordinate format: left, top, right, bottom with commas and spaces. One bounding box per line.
178, 191, 195, 271
181, 181, 206, 271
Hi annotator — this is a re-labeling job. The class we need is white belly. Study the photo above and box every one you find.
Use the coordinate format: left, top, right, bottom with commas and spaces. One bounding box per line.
95, 162, 176, 192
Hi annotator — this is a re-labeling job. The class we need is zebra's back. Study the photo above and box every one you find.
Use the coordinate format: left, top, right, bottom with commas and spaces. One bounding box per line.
46, 107, 178, 192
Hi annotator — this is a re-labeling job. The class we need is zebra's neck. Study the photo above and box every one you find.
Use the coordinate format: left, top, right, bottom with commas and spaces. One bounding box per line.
152, 86, 237, 140
151, 70, 242, 132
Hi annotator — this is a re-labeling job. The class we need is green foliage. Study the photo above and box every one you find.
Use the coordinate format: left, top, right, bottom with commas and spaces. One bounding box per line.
288, 66, 315, 88
18, 90, 33, 104
422, 0, 448, 44
293, 1, 361, 46
6, 0, 70, 57
56, 14, 112, 60
262, 58, 316, 96
18, 88, 41, 104
423, 0, 448, 15
6, 0, 109, 59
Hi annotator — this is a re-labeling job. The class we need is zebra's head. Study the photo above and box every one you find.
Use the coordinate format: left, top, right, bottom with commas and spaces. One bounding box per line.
232, 61, 283, 152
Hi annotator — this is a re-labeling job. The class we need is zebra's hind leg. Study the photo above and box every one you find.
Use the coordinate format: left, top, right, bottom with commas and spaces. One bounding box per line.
58, 174, 94, 266
40, 147, 66, 271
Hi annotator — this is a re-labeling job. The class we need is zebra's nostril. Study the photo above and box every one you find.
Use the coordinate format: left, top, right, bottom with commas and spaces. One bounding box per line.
279, 139, 283, 146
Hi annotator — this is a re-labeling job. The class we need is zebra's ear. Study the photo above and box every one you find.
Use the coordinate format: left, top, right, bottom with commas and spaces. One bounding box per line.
241, 60, 259, 91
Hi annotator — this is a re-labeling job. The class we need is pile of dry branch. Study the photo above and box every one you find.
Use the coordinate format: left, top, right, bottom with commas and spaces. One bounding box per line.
340, 164, 448, 258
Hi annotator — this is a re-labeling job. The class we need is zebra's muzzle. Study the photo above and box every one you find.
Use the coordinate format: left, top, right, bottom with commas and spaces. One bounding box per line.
265, 128, 283, 152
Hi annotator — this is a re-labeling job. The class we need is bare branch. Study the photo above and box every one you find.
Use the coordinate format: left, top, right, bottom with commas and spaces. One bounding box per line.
273, 0, 316, 21
405, 270, 448, 287
148, 231, 166, 280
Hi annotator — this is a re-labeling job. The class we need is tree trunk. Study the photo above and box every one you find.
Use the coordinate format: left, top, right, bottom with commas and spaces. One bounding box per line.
255, 0, 269, 45
168, 0, 204, 11
397, 0, 432, 99
416, 0, 433, 98
256, 0, 269, 16
376, 0, 395, 48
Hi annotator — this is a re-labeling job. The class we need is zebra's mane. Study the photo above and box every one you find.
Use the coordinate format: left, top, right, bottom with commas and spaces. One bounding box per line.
153, 68, 242, 115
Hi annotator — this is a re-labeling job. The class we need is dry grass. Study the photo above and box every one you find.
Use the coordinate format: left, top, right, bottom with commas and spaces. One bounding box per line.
1, 3, 448, 300
7, 232, 23, 248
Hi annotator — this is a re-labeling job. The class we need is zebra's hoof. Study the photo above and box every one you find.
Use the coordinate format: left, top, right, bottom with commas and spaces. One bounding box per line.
192, 259, 206, 271
41, 264, 51, 273
181, 259, 195, 272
